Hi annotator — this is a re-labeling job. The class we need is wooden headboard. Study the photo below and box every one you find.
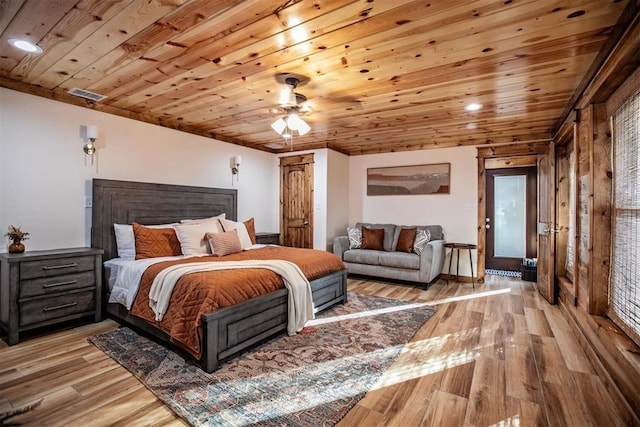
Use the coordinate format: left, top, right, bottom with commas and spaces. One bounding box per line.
91, 179, 237, 261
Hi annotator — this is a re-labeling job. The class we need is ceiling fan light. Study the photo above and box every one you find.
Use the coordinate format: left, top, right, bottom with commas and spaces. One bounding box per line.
297, 120, 311, 136
271, 118, 287, 134
286, 113, 304, 130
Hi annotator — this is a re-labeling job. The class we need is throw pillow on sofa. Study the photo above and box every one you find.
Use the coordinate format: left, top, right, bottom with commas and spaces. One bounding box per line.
347, 227, 362, 249
413, 229, 431, 254
361, 227, 385, 250
396, 227, 417, 253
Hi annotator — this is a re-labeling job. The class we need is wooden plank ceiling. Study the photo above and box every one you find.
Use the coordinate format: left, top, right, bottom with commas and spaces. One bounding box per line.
0, 0, 629, 155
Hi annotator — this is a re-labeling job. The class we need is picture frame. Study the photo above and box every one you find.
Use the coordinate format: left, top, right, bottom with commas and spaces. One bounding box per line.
367, 163, 450, 196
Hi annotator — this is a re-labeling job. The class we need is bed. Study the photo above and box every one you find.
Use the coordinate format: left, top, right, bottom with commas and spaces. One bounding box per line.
91, 179, 348, 372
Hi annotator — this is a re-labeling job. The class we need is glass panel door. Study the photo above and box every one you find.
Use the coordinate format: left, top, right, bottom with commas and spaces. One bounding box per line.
494, 175, 527, 258
485, 166, 537, 272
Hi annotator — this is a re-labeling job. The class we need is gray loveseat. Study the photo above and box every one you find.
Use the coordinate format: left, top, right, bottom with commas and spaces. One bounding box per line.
333, 223, 446, 288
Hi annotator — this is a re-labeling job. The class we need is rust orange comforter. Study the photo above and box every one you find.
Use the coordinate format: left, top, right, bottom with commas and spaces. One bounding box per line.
129, 246, 345, 358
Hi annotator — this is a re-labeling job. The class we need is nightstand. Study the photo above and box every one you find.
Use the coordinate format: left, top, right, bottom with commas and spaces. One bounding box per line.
0, 247, 103, 345
255, 232, 280, 245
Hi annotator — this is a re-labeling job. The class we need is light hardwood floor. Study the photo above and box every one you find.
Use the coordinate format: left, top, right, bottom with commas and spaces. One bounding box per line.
0, 275, 636, 426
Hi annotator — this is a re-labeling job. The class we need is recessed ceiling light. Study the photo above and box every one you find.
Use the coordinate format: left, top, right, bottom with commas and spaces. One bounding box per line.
465, 102, 483, 112
7, 38, 43, 54
466, 122, 477, 129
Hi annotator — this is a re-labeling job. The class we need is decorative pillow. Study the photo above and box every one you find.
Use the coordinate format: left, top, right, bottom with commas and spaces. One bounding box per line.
114, 224, 136, 260
361, 227, 384, 250
206, 229, 242, 257
396, 227, 417, 253
173, 219, 222, 256
132, 222, 182, 259
180, 213, 226, 224
243, 217, 257, 245
413, 229, 431, 255
114, 222, 179, 260
347, 227, 362, 249
219, 218, 253, 249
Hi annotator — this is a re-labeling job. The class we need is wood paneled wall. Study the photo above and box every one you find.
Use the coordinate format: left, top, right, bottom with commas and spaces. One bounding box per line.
553, 7, 640, 417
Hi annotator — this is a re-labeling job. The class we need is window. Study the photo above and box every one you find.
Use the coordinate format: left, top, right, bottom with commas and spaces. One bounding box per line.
610, 91, 640, 346
566, 152, 576, 282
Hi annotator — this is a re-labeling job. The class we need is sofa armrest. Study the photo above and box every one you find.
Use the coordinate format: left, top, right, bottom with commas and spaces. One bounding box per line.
418, 239, 446, 283
333, 236, 350, 260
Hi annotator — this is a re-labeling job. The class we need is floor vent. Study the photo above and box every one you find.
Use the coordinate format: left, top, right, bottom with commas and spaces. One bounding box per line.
67, 87, 107, 102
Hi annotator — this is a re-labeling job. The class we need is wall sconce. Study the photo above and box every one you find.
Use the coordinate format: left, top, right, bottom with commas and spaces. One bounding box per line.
230, 155, 241, 185
84, 125, 98, 164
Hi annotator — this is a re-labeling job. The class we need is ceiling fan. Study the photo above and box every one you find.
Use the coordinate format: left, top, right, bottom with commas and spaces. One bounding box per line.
270, 73, 312, 138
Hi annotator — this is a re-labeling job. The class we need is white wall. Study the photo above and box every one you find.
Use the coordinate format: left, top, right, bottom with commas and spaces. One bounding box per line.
348, 146, 478, 276
0, 88, 279, 252
326, 149, 349, 250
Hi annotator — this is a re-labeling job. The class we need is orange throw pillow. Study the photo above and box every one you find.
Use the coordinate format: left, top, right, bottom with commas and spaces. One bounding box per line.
396, 227, 417, 253
361, 227, 384, 250
243, 217, 257, 245
206, 229, 243, 256
132, 222, 182, 259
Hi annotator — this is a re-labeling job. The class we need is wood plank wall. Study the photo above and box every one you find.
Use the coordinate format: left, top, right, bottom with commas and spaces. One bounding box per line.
552, 5, 640, 417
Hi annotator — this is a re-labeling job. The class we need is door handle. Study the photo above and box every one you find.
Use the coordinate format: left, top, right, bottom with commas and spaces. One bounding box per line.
303, 219, 309, 225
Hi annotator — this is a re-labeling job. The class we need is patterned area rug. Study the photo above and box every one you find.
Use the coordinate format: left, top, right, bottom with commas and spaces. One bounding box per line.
89, 292, 436, 427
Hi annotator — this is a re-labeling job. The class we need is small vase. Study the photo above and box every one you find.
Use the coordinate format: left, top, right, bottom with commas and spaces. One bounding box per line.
8, 242, 25, 254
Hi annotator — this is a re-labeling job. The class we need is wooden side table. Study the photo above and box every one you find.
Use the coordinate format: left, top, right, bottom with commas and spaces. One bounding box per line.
444, 243, 477, 287
255, 232, 280, 245
0, 247, 103, 345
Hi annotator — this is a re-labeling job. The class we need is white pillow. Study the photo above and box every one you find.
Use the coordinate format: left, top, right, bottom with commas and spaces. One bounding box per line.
173, 219, 223, 255
113, 222, 179, 260
114, 224, 136, 260
219, 218, 253, 250
180, 213, 226, 224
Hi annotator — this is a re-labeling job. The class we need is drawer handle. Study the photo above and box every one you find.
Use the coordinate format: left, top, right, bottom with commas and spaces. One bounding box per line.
42, 263, 78, 270
43, 280, 78, 289
43, 302, 77, 312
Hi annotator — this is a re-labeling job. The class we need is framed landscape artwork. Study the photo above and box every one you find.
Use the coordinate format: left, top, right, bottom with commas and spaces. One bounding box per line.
367, 163, 450, 196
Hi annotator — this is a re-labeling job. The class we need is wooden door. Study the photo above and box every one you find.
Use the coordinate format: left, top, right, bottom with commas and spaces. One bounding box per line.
537, 144, 556, 303
280, 154, 314, 248
485, 167, 538, 271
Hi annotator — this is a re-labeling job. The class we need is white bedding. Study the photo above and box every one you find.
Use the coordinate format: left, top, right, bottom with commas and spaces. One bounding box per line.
104, 244, 268, 310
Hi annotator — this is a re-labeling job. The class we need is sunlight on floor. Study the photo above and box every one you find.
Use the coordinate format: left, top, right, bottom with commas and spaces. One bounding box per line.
427, 288, 511, 306
309, 288, 511, 327
491, 415, 521, 426
371, 330, 482, 390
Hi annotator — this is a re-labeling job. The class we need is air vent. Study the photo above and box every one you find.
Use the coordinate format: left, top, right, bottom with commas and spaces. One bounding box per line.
67, 87, 107, 102
265, 142, 288, 149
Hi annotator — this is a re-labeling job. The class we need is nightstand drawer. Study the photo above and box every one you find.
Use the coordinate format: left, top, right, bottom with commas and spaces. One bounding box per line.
19, 290, 95, 327
20, 271, 96, 298
20, 255, 95, 280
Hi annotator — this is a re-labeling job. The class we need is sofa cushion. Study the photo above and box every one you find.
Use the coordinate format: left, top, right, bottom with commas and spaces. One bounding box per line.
343, 249, 380, 265
392, 225, 444, 250
396, 227, 417, 253
361, 227, 385, 250
356, 223, 396, 251
378, 251, 420, 270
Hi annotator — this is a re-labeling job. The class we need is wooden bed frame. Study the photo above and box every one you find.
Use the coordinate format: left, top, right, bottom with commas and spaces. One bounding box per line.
91, 179, 348, 372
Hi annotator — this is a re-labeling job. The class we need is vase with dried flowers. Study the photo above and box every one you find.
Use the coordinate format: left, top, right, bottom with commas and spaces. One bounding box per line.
5, 225, 29, 254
